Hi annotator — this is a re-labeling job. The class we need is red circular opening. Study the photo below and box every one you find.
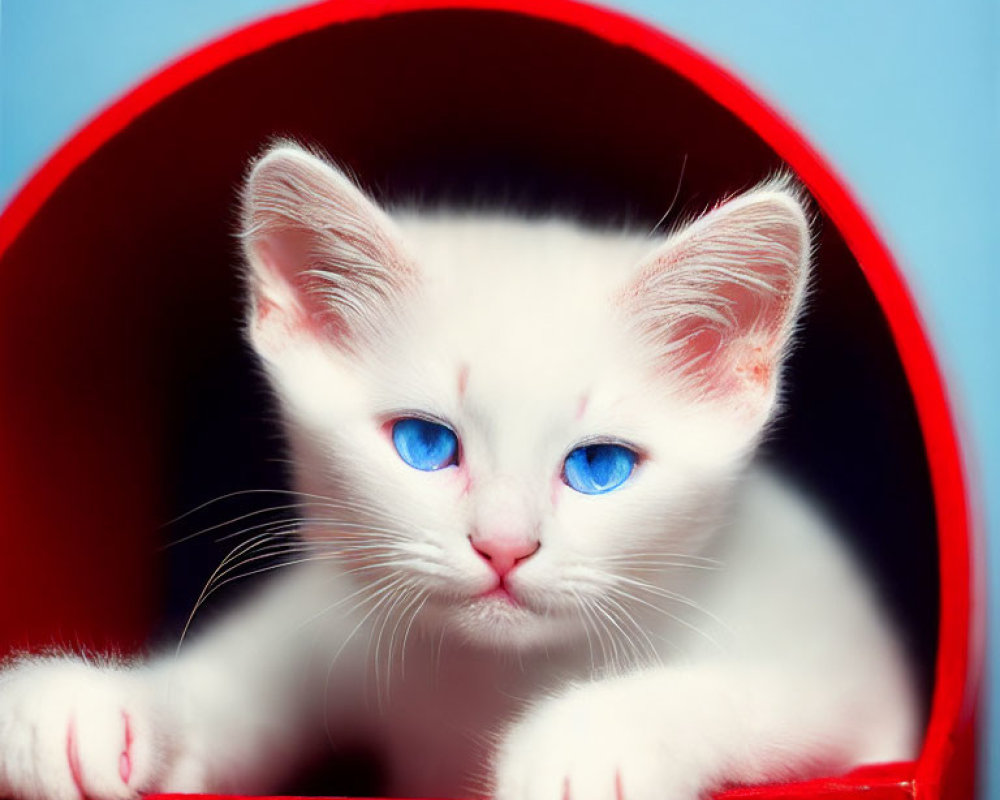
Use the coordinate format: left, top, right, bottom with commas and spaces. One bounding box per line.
0, 2, 976, 798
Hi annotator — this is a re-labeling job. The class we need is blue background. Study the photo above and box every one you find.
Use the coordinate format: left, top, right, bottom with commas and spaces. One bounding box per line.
2, 0, 997, 793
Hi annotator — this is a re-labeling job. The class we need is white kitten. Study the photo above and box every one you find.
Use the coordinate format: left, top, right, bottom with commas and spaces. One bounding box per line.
0, 144, 918, 800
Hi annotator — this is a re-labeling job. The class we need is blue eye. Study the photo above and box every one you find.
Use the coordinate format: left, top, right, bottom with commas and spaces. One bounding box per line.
563, 444, 637, 494
392, 418, 459, 471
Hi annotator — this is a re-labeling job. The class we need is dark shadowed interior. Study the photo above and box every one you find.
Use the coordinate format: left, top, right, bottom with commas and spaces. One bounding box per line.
0, 8, 938, 783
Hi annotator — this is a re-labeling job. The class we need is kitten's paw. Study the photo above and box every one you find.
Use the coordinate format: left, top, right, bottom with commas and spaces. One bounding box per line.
494, 681, 699, 800
0, 657, 173, 800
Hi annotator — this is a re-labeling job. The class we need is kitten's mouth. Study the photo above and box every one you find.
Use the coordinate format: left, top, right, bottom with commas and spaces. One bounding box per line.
479, 584, 519, 606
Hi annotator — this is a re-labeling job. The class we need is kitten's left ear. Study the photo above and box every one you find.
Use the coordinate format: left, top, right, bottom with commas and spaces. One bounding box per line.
240, 143, 413, 357
619, 180, 811, 427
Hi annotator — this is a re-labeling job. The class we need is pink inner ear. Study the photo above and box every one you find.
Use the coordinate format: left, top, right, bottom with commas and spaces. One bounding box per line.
251, 232, 341, 334
662, 256, 792, 381
723, 280, 787, 391
248, 235, 350, 352
675, 282, 790, 400
256, 232, 317, 310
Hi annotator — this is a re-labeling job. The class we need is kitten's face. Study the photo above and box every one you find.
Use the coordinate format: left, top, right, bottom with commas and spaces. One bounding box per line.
241, 145, 809, 653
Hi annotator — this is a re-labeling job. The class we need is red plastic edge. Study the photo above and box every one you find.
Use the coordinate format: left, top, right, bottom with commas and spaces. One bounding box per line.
150, 765, 917, 800
0, 1, 980, 798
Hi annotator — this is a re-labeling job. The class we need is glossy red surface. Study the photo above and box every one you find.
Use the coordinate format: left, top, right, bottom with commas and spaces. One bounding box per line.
0, 1, 980, 799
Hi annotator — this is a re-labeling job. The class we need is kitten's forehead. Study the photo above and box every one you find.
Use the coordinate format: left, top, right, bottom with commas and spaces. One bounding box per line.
394, 213, 650, 378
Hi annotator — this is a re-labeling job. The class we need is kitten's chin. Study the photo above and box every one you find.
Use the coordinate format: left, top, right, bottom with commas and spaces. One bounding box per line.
436, 594, 585, 651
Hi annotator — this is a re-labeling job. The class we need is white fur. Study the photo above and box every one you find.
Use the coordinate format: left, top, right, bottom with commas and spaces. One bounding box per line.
0, 145, 917, 800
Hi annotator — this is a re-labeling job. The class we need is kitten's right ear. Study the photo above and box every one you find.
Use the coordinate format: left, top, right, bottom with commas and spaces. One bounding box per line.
240, 143, 413, 357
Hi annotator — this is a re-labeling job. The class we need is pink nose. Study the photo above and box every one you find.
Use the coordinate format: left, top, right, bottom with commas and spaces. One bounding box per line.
469, 533, 540, 578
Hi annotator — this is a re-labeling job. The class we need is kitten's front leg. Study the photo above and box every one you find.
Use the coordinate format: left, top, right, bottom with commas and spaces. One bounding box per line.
494, 661, 913, 800
0, 652, 299, 800
0, 656, 176, 800
0, 566, 345, 800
